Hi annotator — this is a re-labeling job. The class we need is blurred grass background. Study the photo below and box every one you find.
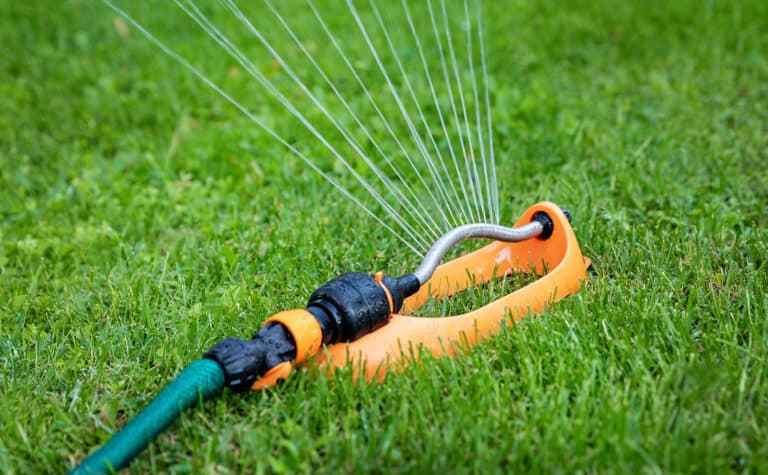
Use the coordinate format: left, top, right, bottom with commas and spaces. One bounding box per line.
1, 0, 767, 472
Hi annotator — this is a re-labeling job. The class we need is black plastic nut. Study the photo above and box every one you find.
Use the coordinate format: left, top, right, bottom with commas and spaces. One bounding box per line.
532, 211, 554, 239
204, 323, 296, 391
306, 272, 420, 345
307, 272, 390, 343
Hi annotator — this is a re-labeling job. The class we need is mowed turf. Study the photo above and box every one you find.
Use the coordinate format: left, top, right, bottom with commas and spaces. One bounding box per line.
1, 0, 767, 473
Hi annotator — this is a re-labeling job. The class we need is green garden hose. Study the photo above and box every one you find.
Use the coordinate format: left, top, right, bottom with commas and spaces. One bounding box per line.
70, 359, 225, 475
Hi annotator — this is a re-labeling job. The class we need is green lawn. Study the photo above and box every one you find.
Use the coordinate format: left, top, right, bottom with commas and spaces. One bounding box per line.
2, 0, 767, 473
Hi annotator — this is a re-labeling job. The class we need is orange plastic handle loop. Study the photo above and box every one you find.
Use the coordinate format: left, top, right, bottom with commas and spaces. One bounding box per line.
264, 309, 322, 363
318, 201, 589, 382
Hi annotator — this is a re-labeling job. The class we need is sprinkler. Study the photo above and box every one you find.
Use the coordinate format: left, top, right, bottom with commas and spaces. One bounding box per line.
70, 201, 588, 474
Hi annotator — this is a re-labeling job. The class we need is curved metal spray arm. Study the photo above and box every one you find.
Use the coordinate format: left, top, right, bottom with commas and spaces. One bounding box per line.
413, 221, 544, 284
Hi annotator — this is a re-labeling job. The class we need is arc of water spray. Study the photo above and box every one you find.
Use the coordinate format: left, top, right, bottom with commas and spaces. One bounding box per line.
400, 0, 474, 226
211, 0, 450, 242
305, 0, 474, 230
102, 0, 500, 254
463, 0, 493, 226
103, 0, 429, 254
176, 0, 441, 246
343, 0, 458, 233
257, 0, 450, 234
439, 0, 486, 223
365, 0, 465, 230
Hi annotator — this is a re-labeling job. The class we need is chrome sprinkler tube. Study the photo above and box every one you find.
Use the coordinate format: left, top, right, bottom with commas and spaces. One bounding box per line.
413, 221, 544, 285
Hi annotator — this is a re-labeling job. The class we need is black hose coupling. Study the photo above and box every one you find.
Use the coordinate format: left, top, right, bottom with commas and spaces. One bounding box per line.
204, 322, 296, 391
204, 272, 420, 390
306, 272, 420, 345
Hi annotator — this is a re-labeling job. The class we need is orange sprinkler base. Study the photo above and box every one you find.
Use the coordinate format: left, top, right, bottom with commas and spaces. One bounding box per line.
319, 201, 590, 382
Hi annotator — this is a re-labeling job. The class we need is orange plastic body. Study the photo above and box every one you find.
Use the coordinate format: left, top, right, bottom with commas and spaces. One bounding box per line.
252, 309, 323, 389
318, 201, 589, 382
252, 361, 293, 391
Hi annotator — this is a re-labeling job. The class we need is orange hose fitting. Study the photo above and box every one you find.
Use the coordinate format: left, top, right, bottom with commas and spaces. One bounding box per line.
265, 309, 323, 363
251, 361, 293, 391
318, 201, 589, 381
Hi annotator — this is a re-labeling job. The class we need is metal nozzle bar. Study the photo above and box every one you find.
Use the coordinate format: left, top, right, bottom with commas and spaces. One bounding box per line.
413, 221, 543, 285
